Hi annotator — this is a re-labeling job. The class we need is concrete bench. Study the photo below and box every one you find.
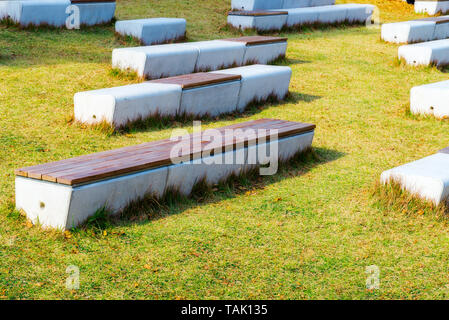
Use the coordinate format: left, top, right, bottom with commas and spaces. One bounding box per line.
381, 149, 449, 206
231, 0, 335, 11
410, 80, 449, 118
15, 119, 316, 229
227, 4, 375, 31
112, 36, 288, 79
2, 0, 116, 27
398, 39, 449, 67
115, 18, 186, 46
74, 64, 292, 127
381, 16, 449, 44
415, 0, 449, 15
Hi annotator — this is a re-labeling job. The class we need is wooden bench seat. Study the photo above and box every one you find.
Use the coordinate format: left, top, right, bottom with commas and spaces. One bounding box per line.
112, 36, 288, 79
15, 119, 316, 229
74, 64, 292, 127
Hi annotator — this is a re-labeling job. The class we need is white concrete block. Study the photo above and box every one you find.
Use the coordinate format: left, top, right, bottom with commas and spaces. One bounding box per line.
284, 7, 320, 26
315, 5, 348, 24
74, 83, 182, 128
0, 1, 10, 20
381, 153, 449, 205
227, 13, 288, 31
77, 2, 116, 26
309, 0, 336, 6
8, 0, 69, 27
115, 18, 186, 46
231, 0, 284, 10
283, 0, 312, 9
212, 64, 292, 111
231, 0, 335, 10
415, 1, 449, 15
16, 167, 168, 230
345, 3, 375, 24
410, 80, 449, 118
184, 40, 246, 72
4, 0, 115, 27
398, 39, 449, 67
433, 21, 449, 39
381, 21, 436, 44
112, 44, 199, 79
243, 41, 287, 64
179, 81, 241, 117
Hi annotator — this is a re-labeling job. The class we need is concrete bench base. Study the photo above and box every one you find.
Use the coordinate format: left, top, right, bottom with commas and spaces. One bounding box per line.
231, 0, 335, 10
115, 18, 186, 46
410, 80, 449, 118
212, 64, 292, 111
381, 17, 449, 44
398, 39, 449, 67
415, 1, 449, 15
2, 0, 116, 27
381, 152, 449, 206
112, 37, 287, 79
227, 4, 375, 31
75, 64, 292, 127
16, 128, 315, 230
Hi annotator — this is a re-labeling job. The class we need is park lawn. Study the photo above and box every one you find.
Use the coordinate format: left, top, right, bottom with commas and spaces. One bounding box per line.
1, 0, 449, 299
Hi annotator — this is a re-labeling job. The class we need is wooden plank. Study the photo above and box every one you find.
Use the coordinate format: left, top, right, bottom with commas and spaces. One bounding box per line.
223, 36, 288, 46
15, 119, 315, 186
149, 73, 241, 89
228, 10, 288, 17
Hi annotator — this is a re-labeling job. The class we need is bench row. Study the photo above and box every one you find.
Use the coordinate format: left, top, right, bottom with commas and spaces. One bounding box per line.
0, 0, 115, 27
227, 4, 375, 31
231, 0, 335, 11
382, 16, 449, 44
112, 36, 288, 79
75, 64, 292, 128
15, 119, 316, 230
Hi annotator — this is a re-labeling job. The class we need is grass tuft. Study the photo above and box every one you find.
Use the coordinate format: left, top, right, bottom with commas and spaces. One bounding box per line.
373, 179, 449, 218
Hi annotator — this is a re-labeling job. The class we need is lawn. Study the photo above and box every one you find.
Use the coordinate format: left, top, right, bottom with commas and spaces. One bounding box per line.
1, 0, 449, 300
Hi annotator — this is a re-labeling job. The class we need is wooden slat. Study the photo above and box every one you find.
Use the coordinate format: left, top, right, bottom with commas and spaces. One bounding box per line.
149, 73, 242, 89
15, 119, 315, 186
223, 36, 288, 46
228, 10, 288, 17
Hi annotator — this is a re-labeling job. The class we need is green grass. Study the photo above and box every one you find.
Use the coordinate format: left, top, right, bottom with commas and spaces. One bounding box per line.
2, 0, 449, 299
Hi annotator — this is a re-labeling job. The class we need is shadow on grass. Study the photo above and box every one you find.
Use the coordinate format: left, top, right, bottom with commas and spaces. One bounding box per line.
72, 147, 346, 235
